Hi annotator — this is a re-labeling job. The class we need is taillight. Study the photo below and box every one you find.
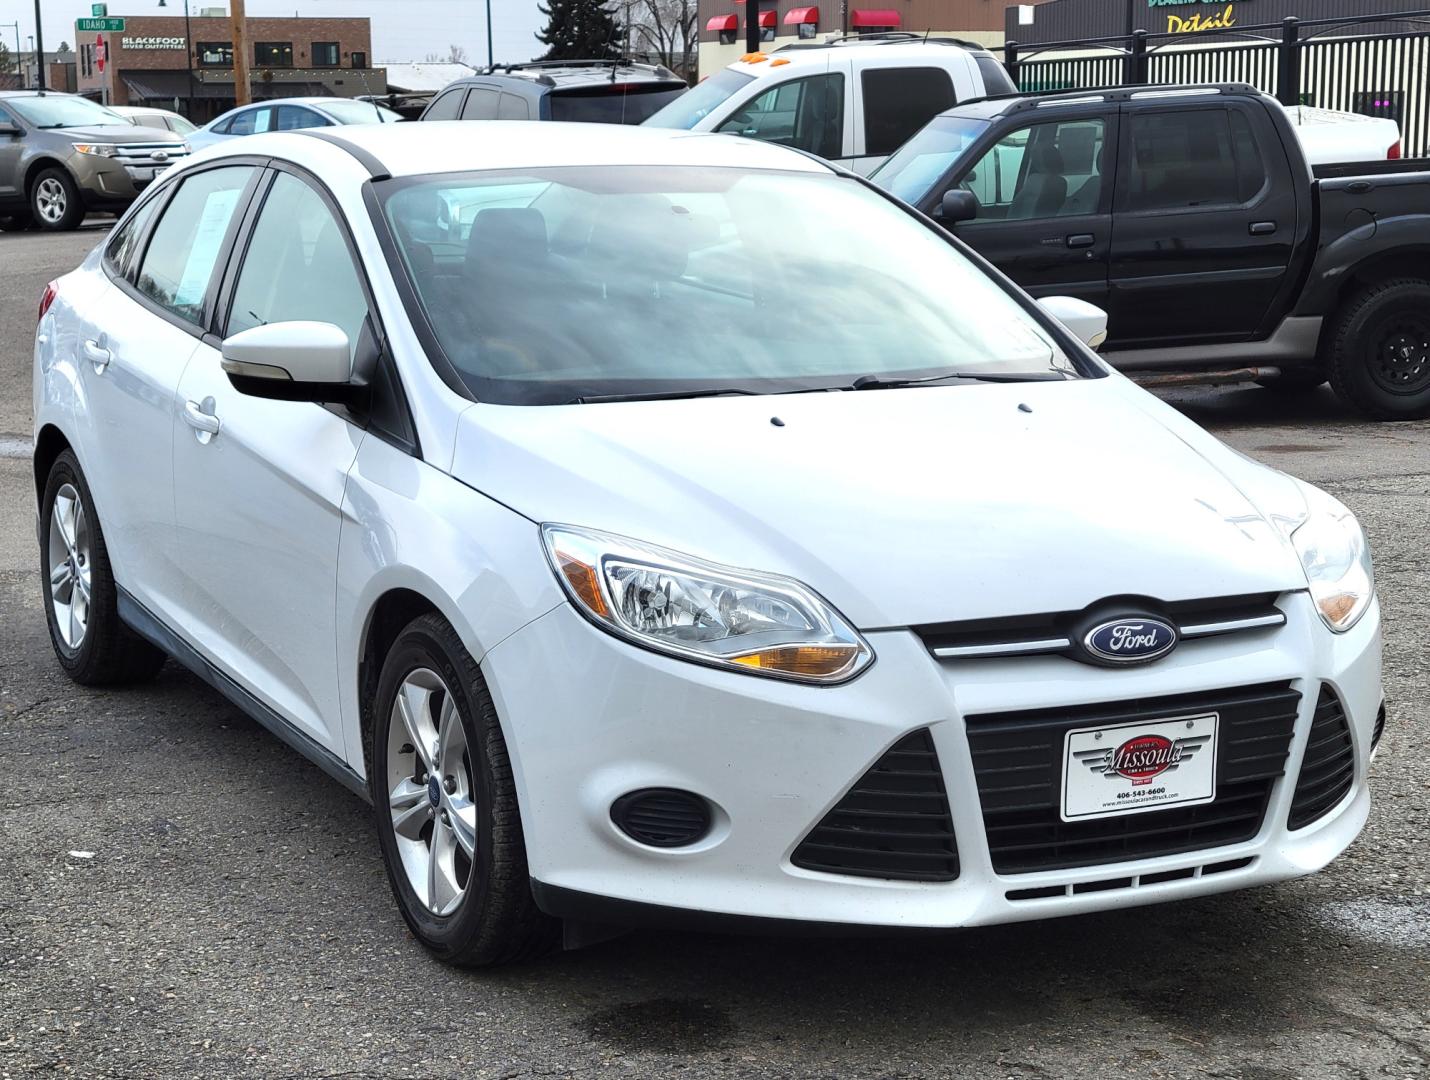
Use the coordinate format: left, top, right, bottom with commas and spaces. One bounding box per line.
38, 281, 58, 324
1388, 139, 1402, 160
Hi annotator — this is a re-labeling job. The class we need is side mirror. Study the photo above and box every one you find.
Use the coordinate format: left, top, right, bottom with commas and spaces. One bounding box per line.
0, 125, 21, 138
220, 321, 361, 402
938, 189, 978, 224
1038, 296, 1109, 350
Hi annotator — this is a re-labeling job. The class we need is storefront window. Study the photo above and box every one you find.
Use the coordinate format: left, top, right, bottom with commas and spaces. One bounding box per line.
197, 41, 232, 67
312, 42, 339, 67
254, 42, 294, 68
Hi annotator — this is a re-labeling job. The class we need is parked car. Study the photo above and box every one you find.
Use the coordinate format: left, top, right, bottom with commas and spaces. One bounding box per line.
188, 97, 401, 151
872, 83, 1430, 419
419, 60, 689, 125
0, 90, 189, 231
1284, 104, 1402, 165
34, 121, 1382, 966
111, 105, 199, 137
644, 34, 1016, 174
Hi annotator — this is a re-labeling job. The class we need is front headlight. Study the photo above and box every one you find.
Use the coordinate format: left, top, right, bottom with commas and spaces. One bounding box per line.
542, 525, 873, 683
72, 143, 120, 157
1291, 485, 1373, 632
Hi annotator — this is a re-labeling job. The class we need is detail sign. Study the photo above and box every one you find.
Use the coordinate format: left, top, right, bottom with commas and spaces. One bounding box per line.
77, 17, 126, 32
1148, 0, 1249, 33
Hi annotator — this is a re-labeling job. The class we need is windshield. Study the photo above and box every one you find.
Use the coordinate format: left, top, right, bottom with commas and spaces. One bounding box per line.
643, 68, 754, 129
321, 100, 403, 125
7, 94, 125, 129
550, 84, 690, 125
872, 116, 990, 205
381, 166, 1083, 405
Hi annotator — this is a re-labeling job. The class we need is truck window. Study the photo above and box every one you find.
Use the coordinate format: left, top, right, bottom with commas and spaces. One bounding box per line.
958, 118, 1105, 221
715, 73, 844, 160
1124, 108, 1267, 211
861, 68, 956, 157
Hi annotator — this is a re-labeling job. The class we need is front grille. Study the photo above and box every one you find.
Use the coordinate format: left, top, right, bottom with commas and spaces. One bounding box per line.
1288, 688, 1356, 829
791, 728, 959, 882
114, 143, 189, 163
966, 682, 1300, 874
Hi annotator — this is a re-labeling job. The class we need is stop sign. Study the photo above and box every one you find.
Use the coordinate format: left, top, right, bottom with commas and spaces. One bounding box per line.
96, 33, 107, 73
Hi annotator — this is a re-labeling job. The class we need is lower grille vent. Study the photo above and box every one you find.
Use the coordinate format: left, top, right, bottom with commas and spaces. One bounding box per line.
611, 789, 711, 847
1288, 688, 1356, 830
791, 729, 959, 882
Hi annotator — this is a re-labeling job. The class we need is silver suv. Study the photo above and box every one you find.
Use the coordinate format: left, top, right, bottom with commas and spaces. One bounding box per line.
0, 91, 189, 231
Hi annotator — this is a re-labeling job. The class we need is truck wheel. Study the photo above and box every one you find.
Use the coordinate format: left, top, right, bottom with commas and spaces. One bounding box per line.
40, 450, 167, 685
1255, 369, 1326, 393
1327, 279, 1430, 420
370, 613, 559, 967
31, 168, 85, 231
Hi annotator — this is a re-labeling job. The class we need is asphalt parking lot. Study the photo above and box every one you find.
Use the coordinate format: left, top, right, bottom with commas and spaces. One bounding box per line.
1, 224, 1427, 1080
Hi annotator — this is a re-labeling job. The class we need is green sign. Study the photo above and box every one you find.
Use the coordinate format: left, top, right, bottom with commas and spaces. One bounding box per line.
77, 16, 125, 32
91, 3, 108, 15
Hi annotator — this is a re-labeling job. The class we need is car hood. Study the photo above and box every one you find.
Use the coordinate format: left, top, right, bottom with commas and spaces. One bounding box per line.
451, 378, 1312, 629
59, 124, 185, 143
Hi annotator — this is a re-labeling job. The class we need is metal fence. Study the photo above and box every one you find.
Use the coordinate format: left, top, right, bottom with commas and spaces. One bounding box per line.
1005, 11, 1430, 156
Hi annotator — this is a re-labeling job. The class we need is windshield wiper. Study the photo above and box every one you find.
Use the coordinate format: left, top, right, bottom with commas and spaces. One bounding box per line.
570, 387, 763, 404
846, 370, 1072, 390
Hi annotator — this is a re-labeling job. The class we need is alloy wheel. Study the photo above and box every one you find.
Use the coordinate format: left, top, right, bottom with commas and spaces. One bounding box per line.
1372, 317, 1430, 395
35, 178, 67, 225
47, 483, 92, 649
385, 668, 477, 916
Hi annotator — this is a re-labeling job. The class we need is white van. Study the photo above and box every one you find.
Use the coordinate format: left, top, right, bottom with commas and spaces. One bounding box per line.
645, 35, 1017, 175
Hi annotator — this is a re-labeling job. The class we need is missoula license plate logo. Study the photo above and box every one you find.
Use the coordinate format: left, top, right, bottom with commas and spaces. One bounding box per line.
1079, 730, 1211, 785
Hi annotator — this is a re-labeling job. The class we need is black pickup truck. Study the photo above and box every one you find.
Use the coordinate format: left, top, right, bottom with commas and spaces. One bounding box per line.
872, 84, 1430, 420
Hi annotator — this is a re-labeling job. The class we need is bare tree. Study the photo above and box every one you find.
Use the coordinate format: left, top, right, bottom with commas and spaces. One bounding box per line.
618, 0, 697, 81
424, 44, 470, 64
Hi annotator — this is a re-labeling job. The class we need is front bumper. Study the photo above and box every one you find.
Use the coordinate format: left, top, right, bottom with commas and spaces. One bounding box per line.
482, 590, 1381, 929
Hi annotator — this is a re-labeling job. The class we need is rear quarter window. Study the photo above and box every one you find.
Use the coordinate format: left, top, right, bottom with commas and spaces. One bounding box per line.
975, 54, 1017, 96
862, 68, 956, 157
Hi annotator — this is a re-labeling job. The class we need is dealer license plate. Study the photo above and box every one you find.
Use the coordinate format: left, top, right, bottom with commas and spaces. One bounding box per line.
1061, 713, 1219, 822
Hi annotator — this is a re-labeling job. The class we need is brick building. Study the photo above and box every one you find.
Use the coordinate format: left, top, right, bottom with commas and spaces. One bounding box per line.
698, 0, 1055, 75
74, 12, 386, 122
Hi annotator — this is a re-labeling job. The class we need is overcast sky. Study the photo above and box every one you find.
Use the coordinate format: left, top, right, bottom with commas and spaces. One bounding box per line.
3, 0, 545, 66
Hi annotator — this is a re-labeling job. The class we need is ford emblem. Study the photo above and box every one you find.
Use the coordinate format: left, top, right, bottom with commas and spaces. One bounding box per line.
1083, 617, 1178, 665
150, 150, 169, 162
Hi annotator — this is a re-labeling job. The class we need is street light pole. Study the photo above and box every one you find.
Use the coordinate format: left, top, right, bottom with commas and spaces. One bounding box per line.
32, 0, 45, 90
486, 0, 494, 67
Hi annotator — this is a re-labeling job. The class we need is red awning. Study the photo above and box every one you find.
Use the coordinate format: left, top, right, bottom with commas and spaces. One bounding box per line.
706, 13, 737, 30
785, 6, 819, 23
758, 9, 776, 26
851, 8, 901, 26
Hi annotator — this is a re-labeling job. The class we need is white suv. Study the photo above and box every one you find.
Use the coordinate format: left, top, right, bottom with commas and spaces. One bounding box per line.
645, 36, 1017, 173
34, 121, 1382, 966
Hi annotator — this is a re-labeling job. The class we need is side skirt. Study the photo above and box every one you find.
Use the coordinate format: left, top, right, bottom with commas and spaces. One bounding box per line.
117, 587, 371, 803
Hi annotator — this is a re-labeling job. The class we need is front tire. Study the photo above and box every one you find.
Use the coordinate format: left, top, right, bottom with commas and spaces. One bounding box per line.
40, 450, 166, 685
1326, 279, 1430, 420
370, 613, 558, 966
31, 168, 84, 231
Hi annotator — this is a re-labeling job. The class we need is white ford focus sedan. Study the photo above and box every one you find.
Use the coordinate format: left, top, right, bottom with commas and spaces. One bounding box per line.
33, 122, 1383, 965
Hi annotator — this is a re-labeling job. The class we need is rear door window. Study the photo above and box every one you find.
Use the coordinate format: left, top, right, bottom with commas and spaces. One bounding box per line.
276, 105, 329, 131
861, 67, 956, 157
498, 92, 530, 120
134, 166, 254, 325
1122, 107, 1264, 211
715, 73, 844, 159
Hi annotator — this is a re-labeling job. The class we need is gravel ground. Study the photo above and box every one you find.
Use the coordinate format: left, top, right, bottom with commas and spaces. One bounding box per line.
0, 226, 1426, 1080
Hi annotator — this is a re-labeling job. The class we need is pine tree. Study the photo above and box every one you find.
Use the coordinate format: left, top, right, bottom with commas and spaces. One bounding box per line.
535, 0, 623, 61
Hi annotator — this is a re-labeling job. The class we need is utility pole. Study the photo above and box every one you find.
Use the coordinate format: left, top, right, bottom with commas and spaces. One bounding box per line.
32, 0, 45, 90
486, 0, 494, 66
231, 0, 251, 106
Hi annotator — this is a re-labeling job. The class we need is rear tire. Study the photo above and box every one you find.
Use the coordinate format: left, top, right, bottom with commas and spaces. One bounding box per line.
40, 450, 166, 685
1326, 278, 1430, 420
370, 613, 558, 967
31, 168, 85, 231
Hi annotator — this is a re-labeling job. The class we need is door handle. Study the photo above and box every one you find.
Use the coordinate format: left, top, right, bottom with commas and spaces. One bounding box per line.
182, 399, 221, 440
82, 338, 111, 373
1066, 233, 1095, 248
1249, 221, 1277, 235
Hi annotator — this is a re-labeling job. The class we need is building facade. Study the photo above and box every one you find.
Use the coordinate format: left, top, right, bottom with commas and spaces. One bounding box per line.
698, 0, 1054, 76
19, 51, 79, 92
1005, 0, 1430, 44
74, 13, 386, 122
